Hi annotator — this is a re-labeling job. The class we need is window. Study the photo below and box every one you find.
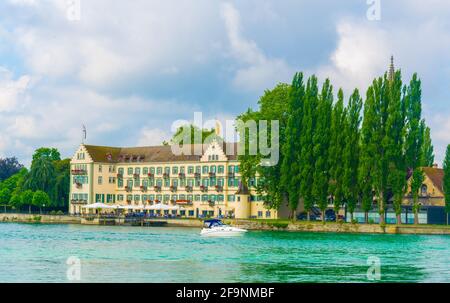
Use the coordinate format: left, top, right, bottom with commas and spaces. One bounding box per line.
265, 211, 271, 218
188, 166, 194, 174
234, 165, 239, 173
180, 166, 185, 173
127, 179, 133, 188
117, 194, 124, 201
143, 179, 148, 187
171, 194, 177, 201
126, 195, 132, 202
421, 184, 428, 196
134, 195, 140, 201
127, 167, 133, 175
217, 178, 224, 186
98, 165, 102, 173
258, 211, 263, 218
150, 167, 155, 174
164, 194, 170, 202
210, 165, 216, 173
142, 194, 147, 201
227, 195, 235, 202
172, 166, 178, 174
172, 179, 178, 187
202, 194, 208, 201
218, 165, 224, 174
202, 166, 208, 174
118, 178, 123, 188
98, 176, 102, 185
164, 167, 170, 174
149, 194, 155, 201
195, 166, 201, 173
109, 177, 115, 184
157, 167, 162, 175
134, 178, 140, 187
135, 167, 140, 175
108, 165, 114, 173
118, 167, 124, 175
217, 194, 224, 202
143, 167, 148, 175
188, 210, 194, 217
164, 179, 170, 187
194, 195, 201, 201
202, 179, 209, 186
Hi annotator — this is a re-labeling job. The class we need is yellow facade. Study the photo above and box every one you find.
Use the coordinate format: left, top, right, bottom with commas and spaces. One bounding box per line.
69, 141, 279, 219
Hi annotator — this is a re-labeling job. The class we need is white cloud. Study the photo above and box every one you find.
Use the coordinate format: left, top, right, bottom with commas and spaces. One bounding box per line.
137, 128, 171, 146
0, 67, 31, 112
221, 2, 293, 92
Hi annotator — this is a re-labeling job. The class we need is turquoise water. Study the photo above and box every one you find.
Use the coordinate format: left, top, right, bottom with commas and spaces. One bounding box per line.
0, 223, 449, 282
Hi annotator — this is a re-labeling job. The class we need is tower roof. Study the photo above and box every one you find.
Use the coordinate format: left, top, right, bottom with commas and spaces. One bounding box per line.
388, 55, 395, 82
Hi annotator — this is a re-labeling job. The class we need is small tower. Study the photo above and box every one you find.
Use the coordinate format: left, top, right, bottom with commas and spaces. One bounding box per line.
234, 181, 251, 219
388, 55, 395, 82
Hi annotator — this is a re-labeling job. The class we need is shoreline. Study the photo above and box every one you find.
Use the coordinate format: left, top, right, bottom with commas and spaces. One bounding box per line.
1, 213, 450, 235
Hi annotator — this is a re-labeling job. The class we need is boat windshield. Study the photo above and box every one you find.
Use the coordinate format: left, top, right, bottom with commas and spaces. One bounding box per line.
204, 220, 224, 228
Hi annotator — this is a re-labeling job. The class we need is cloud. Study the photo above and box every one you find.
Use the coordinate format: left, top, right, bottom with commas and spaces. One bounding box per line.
0, 67, 31, 112
137, 128, 171, 146
221, 2, 293, 92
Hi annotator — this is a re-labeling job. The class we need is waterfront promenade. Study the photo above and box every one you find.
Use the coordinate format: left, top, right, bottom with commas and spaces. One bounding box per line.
1, 213, 450, 235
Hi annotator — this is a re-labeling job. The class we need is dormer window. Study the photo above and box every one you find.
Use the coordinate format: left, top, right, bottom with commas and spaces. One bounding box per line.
420, 184, 428, 196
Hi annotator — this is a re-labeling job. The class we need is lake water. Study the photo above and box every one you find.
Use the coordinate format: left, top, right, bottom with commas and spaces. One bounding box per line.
0, 223, 449, 282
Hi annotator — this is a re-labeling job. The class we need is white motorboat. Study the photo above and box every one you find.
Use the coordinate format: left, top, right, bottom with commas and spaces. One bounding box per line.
200, 219, 247, 237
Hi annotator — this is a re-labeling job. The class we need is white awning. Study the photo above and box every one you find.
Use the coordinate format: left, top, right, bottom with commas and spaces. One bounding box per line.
147, 203, 172, 210
82, 203, 117, 209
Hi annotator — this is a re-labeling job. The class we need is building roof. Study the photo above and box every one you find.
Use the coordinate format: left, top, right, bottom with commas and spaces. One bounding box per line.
82, 142, 238, 163
422, 167, 444, 193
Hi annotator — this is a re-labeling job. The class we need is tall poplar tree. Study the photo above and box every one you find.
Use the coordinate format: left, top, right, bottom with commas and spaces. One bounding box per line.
420, 126, 435, 167
359, 85, 379, 223
281, 73, 305, 218
329, 89, 346, 220
313, 79, 333, 222
343, 89, 362, 220
443, 145, 450, 225
300, 76, 318, 220
385, 70, 406, 224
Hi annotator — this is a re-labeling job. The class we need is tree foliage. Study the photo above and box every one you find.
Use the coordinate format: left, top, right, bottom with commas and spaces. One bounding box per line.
0, 157, 23, 182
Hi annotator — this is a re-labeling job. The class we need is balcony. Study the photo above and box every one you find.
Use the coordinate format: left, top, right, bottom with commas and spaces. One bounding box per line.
170, 186, 178, 192
75, 182, 82, 189
228, 172, 235, 178
163, 173, 170, 179
178, 172, 186, 179
208, 200, 215, 206
126, 200, 132, 204
209, 172, 216, 178
194, 172, 201, 179
125, 186, 132, 192
154, 186, 161, 192
71, 169, 87, 175
200, 185, 208, 192
148, 173, 154, 178
116, 173, 123, 178
185, 185, 193, 192
215, 185, 223, 192
170, 199, 176, 204
140, 185, 147, 192
71, 199, 87, 205
133, 173, 140, 179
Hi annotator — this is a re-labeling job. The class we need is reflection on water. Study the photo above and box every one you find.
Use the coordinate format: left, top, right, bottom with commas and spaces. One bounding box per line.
0, 223, 448, 282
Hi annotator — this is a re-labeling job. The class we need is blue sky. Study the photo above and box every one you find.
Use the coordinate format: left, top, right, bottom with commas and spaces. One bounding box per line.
0, 0, 450, 166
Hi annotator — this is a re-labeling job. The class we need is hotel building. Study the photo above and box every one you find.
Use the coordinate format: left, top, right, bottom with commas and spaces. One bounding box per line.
69, 140, 279, 219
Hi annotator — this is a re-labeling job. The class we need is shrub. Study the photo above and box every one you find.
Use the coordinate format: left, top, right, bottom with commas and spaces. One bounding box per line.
49, 210, 56, 215
351, 218, 358, 224
368, 218, 375, 224
56, 210, 64, 215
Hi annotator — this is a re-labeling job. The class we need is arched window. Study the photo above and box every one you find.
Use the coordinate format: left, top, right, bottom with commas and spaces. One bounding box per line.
421, 184, 428, 196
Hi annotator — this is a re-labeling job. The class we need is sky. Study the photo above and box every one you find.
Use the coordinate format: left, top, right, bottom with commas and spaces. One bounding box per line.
0, 0, 449, 167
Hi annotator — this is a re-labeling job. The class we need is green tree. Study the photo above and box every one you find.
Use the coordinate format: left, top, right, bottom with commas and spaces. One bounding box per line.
21, 190, 35, 214
443, 145, 450, 225
238, 83, 291, 210
342, 89, 362, 221
410, 168, 424, 224
170, 125, 217, 145
32, 190, 50, 214
299, 76, 319, 220
25, 157, 56, 196
0, 188, 11, 204
385, 70, 406, 224
280, 73, 304, 218
329, 89, 346, 220
9, 193, 22, 209
31, 147, 61, 164
313, 79, 333, 222
420, 126, 434, 167
53, 159, 71, 208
